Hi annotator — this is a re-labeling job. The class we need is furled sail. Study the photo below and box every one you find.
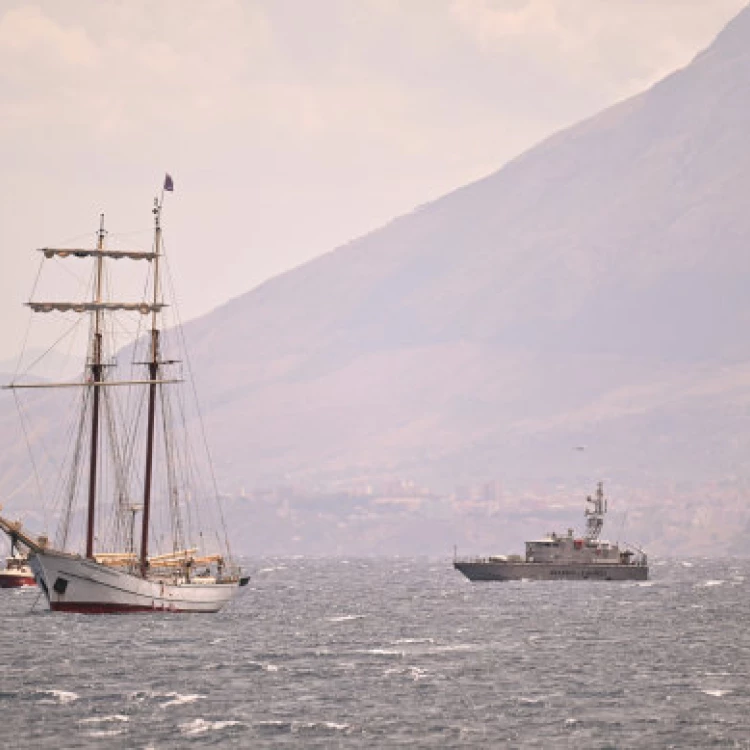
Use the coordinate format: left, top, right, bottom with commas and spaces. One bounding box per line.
40, 248, 156, 261
28, 302, 166, 314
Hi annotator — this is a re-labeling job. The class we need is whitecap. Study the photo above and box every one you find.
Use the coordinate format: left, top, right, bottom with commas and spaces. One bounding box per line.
392, 637, 434, 645
80, 715, 129, 724
698, 580, 725, 587
160, 692, 203, 708
179, 718, 243, 736
328, 615, 365, 623
358, 648, 404, 657
244, 660, 280, 672
702, 689, 730, 697
84, 729, 127, 738
39, 689, 78, 705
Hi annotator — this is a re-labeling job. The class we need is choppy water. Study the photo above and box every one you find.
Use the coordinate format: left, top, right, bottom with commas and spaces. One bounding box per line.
1, 558, 750, 748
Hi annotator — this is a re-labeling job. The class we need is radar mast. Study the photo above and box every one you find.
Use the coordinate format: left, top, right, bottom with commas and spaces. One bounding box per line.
584, 481, 607, 540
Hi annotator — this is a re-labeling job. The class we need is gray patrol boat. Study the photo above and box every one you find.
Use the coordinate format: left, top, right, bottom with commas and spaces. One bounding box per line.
454, 483, 648, 582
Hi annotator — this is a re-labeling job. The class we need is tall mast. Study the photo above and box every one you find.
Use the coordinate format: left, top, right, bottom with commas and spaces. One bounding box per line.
140, 197, 162, 576
85, 214, 106, 558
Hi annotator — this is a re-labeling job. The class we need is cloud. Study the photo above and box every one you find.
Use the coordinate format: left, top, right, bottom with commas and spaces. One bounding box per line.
1, 1, 745, 150
0, 4, 97, 67
450, 0, 559, 45
448, 0, 748, 97
0, 1, 274, 137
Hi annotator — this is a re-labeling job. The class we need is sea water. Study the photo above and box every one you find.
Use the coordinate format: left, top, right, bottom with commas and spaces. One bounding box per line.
1, 558, 749, 748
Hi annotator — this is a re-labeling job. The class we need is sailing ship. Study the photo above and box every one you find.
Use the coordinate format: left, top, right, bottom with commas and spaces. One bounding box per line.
0, 177, 248, 612
454, 482, 648, 582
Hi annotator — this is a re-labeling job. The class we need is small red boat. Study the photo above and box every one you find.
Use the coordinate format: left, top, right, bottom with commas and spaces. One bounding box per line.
0, 555, 36, 588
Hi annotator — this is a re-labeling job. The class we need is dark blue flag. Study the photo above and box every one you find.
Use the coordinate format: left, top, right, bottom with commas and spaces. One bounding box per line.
164, 173, 174, 191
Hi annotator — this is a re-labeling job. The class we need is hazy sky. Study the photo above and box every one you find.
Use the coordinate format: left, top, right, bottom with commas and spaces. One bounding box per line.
0, 0, 746, 361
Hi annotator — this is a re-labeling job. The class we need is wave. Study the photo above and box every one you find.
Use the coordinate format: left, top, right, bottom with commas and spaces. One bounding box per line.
38, 689, 78, 705
80, 715, 129, 724
292, 720, 351, 734
160, 692, 204, 708
83, 729, 127, 738
430, 643, 478, 653
357, 648, 404, 657
392, 637, 435, 645
255, 719, 352, 735
328, 614, 366, 623
179, 718, 245, 736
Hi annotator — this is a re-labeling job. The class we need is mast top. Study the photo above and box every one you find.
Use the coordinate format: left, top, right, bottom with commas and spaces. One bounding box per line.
153, 172, 172, 231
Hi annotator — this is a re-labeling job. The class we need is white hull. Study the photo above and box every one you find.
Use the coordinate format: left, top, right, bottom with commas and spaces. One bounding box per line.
30, 550, 240, 613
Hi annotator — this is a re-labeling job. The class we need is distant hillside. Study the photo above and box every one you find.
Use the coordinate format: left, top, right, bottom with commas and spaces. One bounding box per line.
182, 4, 750, 497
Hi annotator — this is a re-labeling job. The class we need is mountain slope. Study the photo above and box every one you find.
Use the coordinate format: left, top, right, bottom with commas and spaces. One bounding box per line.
182, 4, 750, 494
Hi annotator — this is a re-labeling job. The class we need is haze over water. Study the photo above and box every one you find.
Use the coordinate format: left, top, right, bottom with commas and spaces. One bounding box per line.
1, 557, 748, 748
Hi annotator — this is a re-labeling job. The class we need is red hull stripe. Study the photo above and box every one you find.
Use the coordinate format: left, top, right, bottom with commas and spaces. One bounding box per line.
49, 601, 213, 614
